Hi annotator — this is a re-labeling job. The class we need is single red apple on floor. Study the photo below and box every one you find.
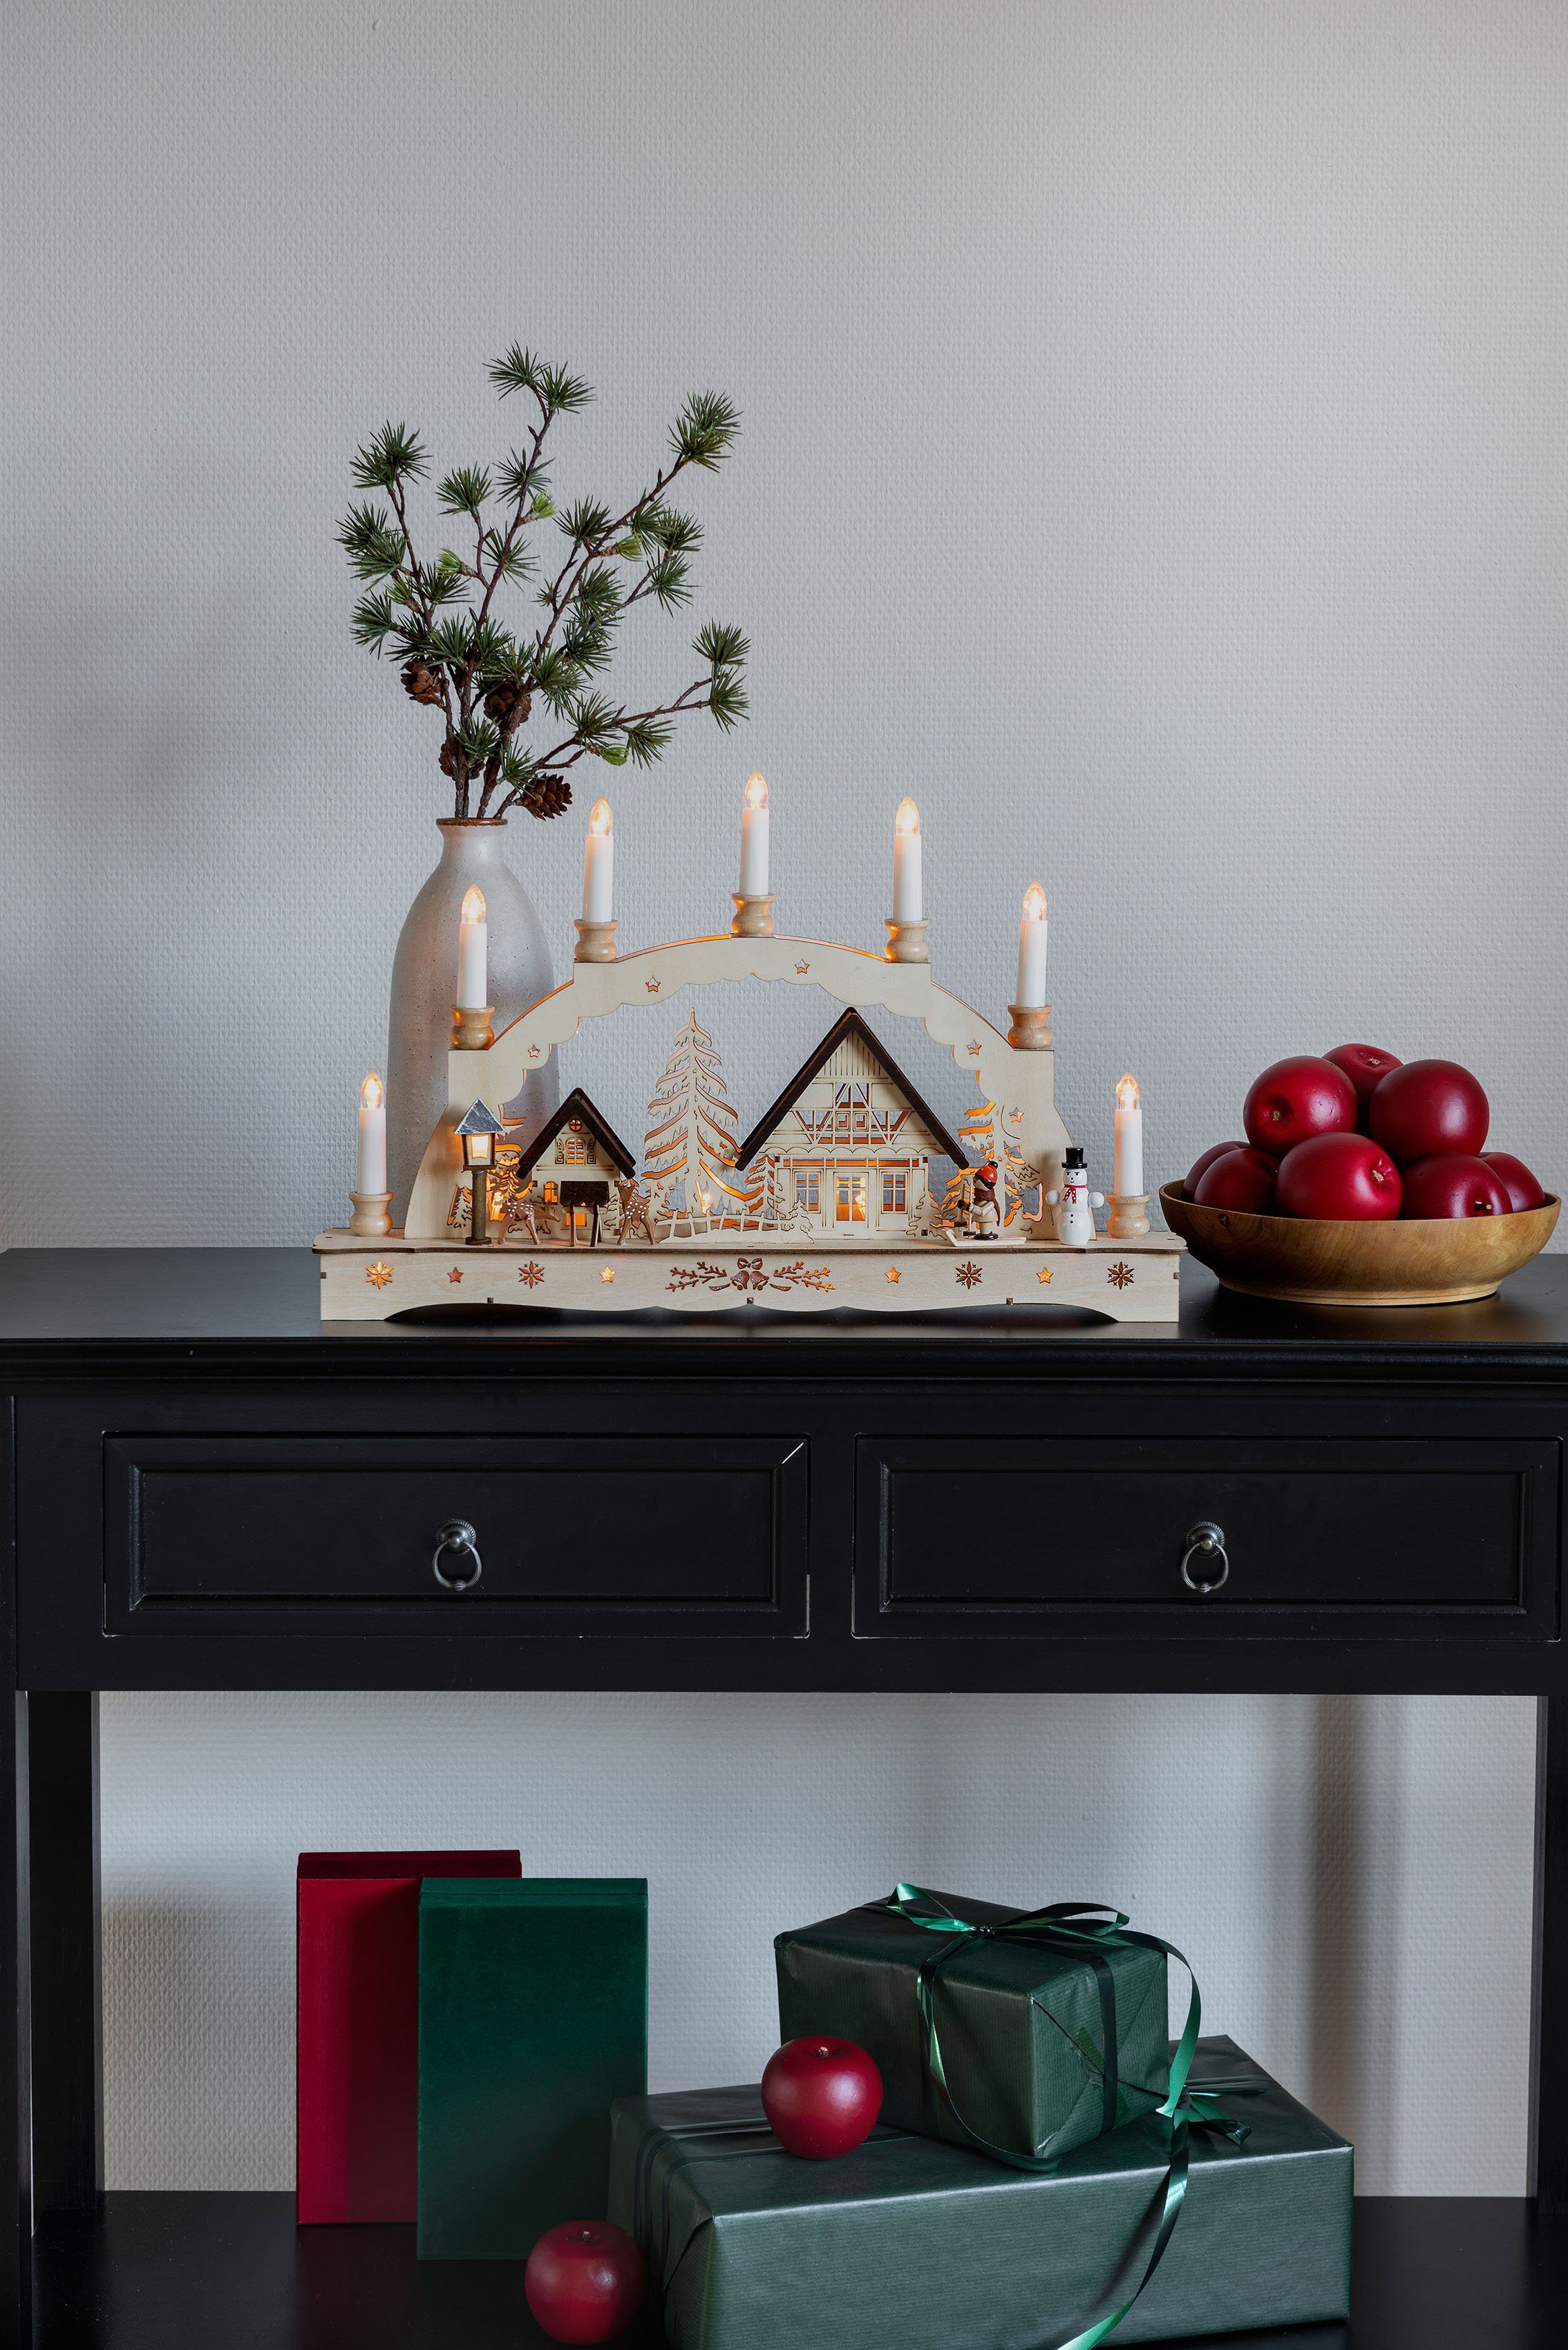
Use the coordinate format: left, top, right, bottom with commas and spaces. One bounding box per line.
761, 2036, 882, 2159
1192, 1146, 1281, 1214
1323, 1044, 1403, 1119
1368, 1059, 1489, 1166
1400, 1154, 1513, 1221
1184, 1140, 1247, 1198
525, 2220, 647, 2345
1276, 1133, 1403, 1221
1243, 1056, 1358, 1155
1482, 1152, 1547, 1213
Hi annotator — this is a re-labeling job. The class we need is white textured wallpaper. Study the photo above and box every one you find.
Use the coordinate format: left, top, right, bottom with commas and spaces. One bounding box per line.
5, 0, 1565, 2195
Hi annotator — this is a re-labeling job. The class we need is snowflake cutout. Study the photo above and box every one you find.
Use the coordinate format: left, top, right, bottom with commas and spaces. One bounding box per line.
885, 1265, 902, 1284
645, 977, 662, 994
1107, 1261, 1135, 1289
1037, 1264, 1053, 1286
955, 1261, 983, 1288
518, 1261, 545, 1288
447, 1266, 464, 1284
366, 1261, 393, 1289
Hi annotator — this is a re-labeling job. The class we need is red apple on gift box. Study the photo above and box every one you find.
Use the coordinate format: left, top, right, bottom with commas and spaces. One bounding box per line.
1243, 1057, 1358, 1155
1276, 1133, 1402, 1221
1368, 1059, 1489, 1167
1192, 1146, 1281, 1214
1184, 1140, 1247, 1198
1483, 1152, 1547, 1212
1400, 1154, 1512, 1221
525, 2221, 647, 2345
1323, 1044, 1403, 1118
761, 2036, 882, 2159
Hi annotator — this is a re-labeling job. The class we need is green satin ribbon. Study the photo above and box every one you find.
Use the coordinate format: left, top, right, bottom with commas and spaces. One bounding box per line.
878, 1885, 1236, 2350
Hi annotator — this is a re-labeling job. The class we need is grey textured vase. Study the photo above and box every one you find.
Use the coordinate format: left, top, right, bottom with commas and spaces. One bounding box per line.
386, 818, 558, 1230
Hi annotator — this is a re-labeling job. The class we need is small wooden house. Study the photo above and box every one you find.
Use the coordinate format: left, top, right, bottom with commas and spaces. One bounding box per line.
509, 1088, 636, 1243
733, 1008, 966, 1239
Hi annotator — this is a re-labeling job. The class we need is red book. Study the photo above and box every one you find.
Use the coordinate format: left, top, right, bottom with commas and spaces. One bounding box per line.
296, 1850, 520, 2224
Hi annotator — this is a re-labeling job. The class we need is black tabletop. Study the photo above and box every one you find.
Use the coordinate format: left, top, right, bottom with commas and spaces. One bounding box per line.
0, 1246, 1565, 1366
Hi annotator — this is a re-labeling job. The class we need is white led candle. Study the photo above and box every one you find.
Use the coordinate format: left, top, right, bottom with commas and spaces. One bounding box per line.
893, 798, 922, 921
1015, 883, 1048, 1006
1114, 1073, 1144, 1198
739, 772, 769, 896
357, 1071, 386, 1193
456, 886, 488, 1008
583, 798, 614, 921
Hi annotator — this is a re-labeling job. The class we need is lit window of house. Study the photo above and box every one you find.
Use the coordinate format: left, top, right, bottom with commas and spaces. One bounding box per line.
836, 1173, 867, 1223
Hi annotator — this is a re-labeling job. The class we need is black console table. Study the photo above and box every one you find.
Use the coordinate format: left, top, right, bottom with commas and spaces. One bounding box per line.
2, 1245, 1566, 2347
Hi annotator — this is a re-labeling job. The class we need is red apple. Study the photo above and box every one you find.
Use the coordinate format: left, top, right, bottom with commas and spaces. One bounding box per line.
1368, 1059, 1489, 1167
525, 2221, 646, 2345
1192, 1146, 1281, 1214
1483, 1152, 1547, 1213
761, 2036, 882, 2159
1243, 1056, 1358, 1154
1276, 1133, 1402, 1221
1324, 1043, 1403, 1118
1400, 1154, 1512, 1221
1184, 1140, 1247, 1198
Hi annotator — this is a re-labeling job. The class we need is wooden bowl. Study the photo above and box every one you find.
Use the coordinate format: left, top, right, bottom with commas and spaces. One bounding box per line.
1158, 1182, 1560, 1306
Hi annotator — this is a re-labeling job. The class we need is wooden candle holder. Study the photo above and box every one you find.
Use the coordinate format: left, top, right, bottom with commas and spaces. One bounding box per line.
451, 1006, 495, 1051
348, 1190, 392, 1239
573, 918, 618, 964
1106, 1192, 1151, 1239
731, 894, 775, 938
884, 918, 929, 964
1008, 1004, 1053, 1051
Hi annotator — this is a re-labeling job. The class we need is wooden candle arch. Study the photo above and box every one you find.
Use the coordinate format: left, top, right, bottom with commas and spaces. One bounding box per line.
317, 925, 1183, 1321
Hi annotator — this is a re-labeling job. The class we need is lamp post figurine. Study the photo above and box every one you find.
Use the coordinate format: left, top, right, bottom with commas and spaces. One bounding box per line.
456, 1099, 507, 1246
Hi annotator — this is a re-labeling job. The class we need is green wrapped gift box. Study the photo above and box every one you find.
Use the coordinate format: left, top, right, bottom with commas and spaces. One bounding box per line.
610, 2037, 1352, 2350
776, 1891, 1169, 2163
417, 1877, 647, 2260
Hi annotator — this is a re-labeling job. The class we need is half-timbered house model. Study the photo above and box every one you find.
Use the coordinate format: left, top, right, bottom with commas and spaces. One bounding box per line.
732, 1008, 965, 1240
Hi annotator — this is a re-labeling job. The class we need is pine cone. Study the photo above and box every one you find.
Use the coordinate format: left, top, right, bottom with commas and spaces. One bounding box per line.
402, 657, 444, 707
523, 773, 572, 820
483, 680, 532, 728
439, 738, 460, 780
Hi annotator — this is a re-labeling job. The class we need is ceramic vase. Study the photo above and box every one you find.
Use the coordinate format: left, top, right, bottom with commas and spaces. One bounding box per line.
386, 819, 557, 1230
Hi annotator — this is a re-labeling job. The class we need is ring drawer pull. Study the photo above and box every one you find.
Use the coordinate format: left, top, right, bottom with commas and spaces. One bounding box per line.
433, 1519, 483, 1592
1180, 1521, 1229, 1595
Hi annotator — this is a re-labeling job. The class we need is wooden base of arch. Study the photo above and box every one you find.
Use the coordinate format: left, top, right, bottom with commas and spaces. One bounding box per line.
314, 1228, 1184, 1323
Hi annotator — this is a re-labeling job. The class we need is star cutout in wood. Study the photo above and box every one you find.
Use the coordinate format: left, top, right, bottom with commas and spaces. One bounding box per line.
885, 1266, 901, 1283
448, 1266, 464, 1284
1037, 1265, 1053, 1285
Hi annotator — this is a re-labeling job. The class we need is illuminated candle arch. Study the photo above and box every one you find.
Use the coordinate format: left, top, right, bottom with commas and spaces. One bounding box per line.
402, 930, 1069, 1243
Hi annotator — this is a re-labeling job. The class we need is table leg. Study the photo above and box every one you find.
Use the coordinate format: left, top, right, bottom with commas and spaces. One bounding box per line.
27, 1693, 100, 2219
1531, 1689, 1568, 2214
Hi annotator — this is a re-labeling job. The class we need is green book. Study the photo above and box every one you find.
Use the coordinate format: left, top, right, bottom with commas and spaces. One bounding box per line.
417, 1877, 648, 2260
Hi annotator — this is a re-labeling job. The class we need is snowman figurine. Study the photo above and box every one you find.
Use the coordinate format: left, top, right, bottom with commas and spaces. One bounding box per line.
1045, 1147, 1105, 1248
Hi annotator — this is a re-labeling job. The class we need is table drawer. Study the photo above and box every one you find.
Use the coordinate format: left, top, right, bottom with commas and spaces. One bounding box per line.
104, 1432, 809, 1637
857, 1436, 1560, 1638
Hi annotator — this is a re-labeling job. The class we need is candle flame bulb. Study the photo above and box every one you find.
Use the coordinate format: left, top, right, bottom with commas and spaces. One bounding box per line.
588, 798, 613, 836
745, 771, 768, 809
1117, 1073, 1140, 1111
1023, 883, 1047, 921
461, 886, 486, 924
895, 798, 920, 836
361, 1071, 384, 1110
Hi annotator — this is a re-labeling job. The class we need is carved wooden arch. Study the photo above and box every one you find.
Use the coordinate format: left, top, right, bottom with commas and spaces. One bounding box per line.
404, 931, 1070, 1240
